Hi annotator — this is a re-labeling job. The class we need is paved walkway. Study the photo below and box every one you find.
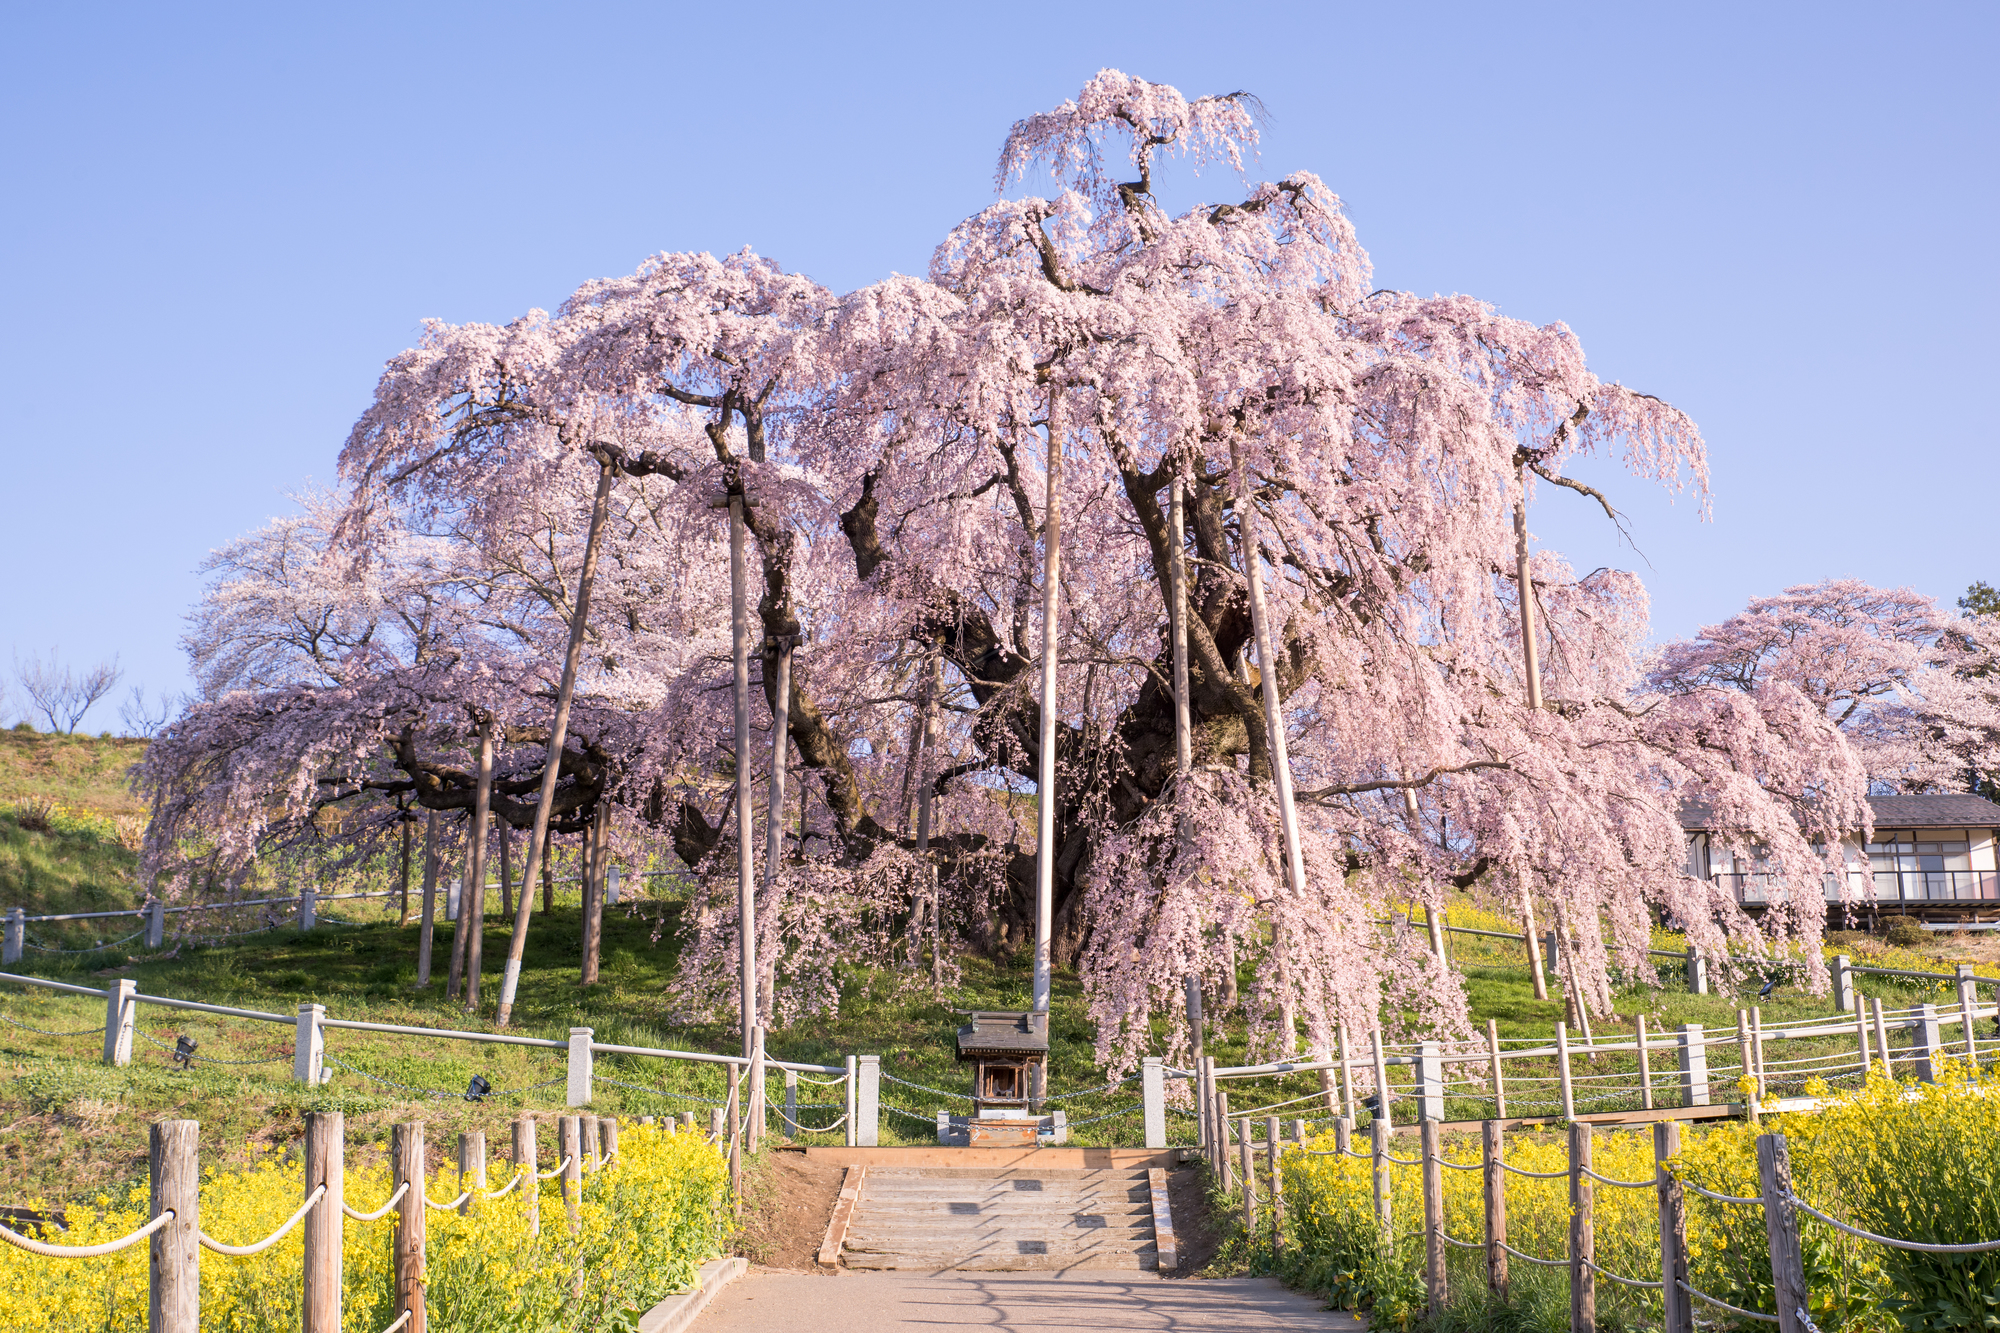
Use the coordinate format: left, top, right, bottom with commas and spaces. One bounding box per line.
698, 1271, 1365, 1332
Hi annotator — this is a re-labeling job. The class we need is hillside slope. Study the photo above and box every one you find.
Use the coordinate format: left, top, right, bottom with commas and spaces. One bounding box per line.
0, 729, 147, 918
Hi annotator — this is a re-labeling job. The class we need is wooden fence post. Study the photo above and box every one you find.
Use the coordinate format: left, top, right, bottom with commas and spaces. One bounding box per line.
1370, 1027, 1394, 1134
1483, 1120, 1508, 1297
1656, 1121, 1691, 1333
1219, 1092, 1234, 1192
560, 1115, 583, 1233
1758, 1134, 1809, 1333
150, 1119, 199, 1333
1336, 1022, 1354, 1119
1736, 1011, 1758, 1119
1569, 1122, 1594, 1333
513, 1116, 539, 1238
1334, 1116, 1352, 1157
1678, 1023, 1711, 1107
727, 1064, 742, 1203
391, 1122, 426, 1333
1421, 1118, 1446, 1316
1555, 1022, 1576, 1122
1871, 998, 1892, 1077
1751, 1006, 1769, 1100
1370, 1107, 1391, 1232
1486, 1019, 1507, 1120
1637, 1015, 1654, 1110
457, 1130, 485, 1214
1266, 1114, 1284, 1255
748, 1025, 765, 1153
1239, 1118, 1256, 1234
303, 1110, 343, 1333
601, 1116, 619, 1164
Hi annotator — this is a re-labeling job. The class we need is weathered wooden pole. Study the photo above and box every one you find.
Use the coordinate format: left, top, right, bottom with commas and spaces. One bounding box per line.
1238, 1115, 1256, 1233
1217, 1090, 1234, 1192
416, 809, 439, 987
1031, 415, 1062, 1019
1656, 1121, 1691, 1333
150, 1119, 199, 1333
1736, 1010, 1759, 1120
727, 1061, 742, 1206
1556, 1022, 1576, 1122
459, 716, 495, 1006
580, 805, 606, 985
1421, 1117, 1446, 1315
391, 1122, 426, 1333
1487, 1019, 1507, 1120
498, 819, 513, 921
494, 455, 618, 1027
1637, 1014, 1655, 1110
1871, 996, 1893, 1076
457, 1130, 485, 1215
302, 1110, 343, 1333
513, 1116, 539, 1238
560, 1115, 583, 1233
914, 651, 942, 986
1369, 1106, 1391, 1232
1758, 1134, 1809, 1333
1168, 475, 1193, 778
1266, 1114, 1284, 1255
398, 811, 414, 926
1483, 1119, 1508, 1297
728, 492, 760, 1070
1570, 1121, 1595, 1333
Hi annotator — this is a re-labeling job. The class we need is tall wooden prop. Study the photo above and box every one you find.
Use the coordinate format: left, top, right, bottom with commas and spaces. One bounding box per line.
730, 493, 759, 1063
1168, 476, 1193, 778
416, 809, 440, 987
495, 456, 617, 1028
498, 820, 513, 920
1032, 414, 1062, 1017
398, 811, 414, 926
1239, 450, 1308, 1052
302, 1111, 344, 1333
581, 805, 605, 985
392, 1123, 427, 1333
759, 628, 793, 1126
1513, 471, 1551, 1002
150, 1119, 199, 1333
915, 652, 942, 986
461, 717, 495, 1007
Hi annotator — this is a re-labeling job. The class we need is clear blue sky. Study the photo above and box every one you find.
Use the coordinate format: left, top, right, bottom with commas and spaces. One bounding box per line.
2, 1, 1994, 729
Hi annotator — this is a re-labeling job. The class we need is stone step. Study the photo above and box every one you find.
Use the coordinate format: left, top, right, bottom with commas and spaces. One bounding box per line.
845, 1236, 1159, 1258
841, 1248, 1158, 1272
847, 1213, 1156, 1234
853, 1201, 1151, 1218
861, 1168, 1143, 1181
856, 1191, 1148, 1209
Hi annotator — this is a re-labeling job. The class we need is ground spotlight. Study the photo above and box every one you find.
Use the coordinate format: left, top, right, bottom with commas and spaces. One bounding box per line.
465, 1075, 491, 1102
172, 1036, 199, 1068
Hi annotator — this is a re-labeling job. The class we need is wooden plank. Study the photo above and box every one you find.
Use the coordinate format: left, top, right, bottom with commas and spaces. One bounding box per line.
816, 1165, 867, 1271
788, 1146, 1181, 1169
1388, 1103, 1745, 1135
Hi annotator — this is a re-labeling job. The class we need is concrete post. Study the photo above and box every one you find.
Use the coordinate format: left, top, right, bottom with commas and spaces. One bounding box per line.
3, 906, 22, 964
605, 864, 620, 906
1916, 1003, 1943, 1083
446, 867, 461, 922
1957, 965, 1981, 1061
935, 1110, 950, 1145
293, 1002, 325, 1085
1542, 930, 1558, 979
783, 1069, 799, 1139
856, 1054, 880, 1146
146, 900, 165, 950
1832, 955, 1853, 1013
102, 978, 135, 1067
1416, 1041, 1445, 1121
843, 1055, 857, 1148
1048, 1109, 1068, 1145
1677, 1023, 1710, 1106
567, 1027, 594, 1106
1686, 945, 1709, 995
1141, 1056, 1166, 1148
298, 881, 316, 932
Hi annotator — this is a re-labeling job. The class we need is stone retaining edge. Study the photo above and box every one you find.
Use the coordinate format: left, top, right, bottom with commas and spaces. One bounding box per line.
637, 1255, 748, 1333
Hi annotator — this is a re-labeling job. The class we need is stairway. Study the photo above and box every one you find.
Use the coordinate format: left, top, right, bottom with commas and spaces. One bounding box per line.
837, 1167, 1164, 1272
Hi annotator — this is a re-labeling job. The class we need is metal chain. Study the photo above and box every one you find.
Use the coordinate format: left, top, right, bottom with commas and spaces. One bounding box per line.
25, 929, 147, 954
1041, 1075, 1140, 1102
137, 1028, 293, 1066
0, 1012, 105, 1037
878, 1073, 971, 1101
592, 1075, 722, 1106
323, 1050, 565, 1100
1066, 1104, 1144, 1128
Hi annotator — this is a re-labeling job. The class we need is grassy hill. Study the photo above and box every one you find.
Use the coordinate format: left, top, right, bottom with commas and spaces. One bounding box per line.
0, 728, 148, 920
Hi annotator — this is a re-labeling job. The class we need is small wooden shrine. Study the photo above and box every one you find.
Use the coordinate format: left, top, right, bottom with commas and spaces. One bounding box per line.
954, 1010, 1049, 1114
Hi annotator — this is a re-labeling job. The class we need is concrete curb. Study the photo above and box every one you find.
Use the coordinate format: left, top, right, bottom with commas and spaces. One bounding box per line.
638, 1256, 748, 1333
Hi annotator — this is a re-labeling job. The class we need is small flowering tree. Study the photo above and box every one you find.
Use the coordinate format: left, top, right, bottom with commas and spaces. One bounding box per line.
143, 72, 1871, 1066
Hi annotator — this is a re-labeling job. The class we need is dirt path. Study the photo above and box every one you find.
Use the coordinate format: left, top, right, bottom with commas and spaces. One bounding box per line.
699, 1271, 1364, 1331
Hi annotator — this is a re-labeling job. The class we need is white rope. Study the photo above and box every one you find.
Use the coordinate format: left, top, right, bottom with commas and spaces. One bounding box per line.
342, 1181, 411, 1222
1436, 1230, 1485, 1249
537, 1155, 574, 1180
424, 1188, 474, 1211
483, 1169, 526, 1198
1499, 1241, 1569, 1268
0, 1210, 173, 1258
376, 1309, 413, 1333
1787, 1195, 2000, 1253
1686, 1181, 1765, 1206
1499, 1162, 1569, 1180
200, 1186, 325, 1256
1380, 1151, 1421, 1167
1582, 1257, 1665, 1289
1437, 1157, 1483, 1172
1581, 1166, 1657, 1189
1679, 1280, 1779, 1322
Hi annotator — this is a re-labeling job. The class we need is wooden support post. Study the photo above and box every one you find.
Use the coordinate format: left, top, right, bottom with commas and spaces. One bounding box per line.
1421, 1118, 1446, 1316
303, 1110, 343, 1333
1218, 1092, 1234, 1192
1336, 1021, 1354, 1119
1637, 1014, 1654, 1111
1370, 1108, 1391, 1232
727, 1063, 742, 1204
1555, 1021, 1576, 1122
559, 1115, 583, 1232
1855, 997, 1875, 1075
513, 1116, 539, 1237
1483, 1119, 1508, 1298
457, 1130, 485, 1214
1238, 1119, 1256, 1234
1370, 1027, 1393, 1132
709, 1108, 724, 1140
1487, 1019, 1507, 1120
1736, 1010, 1759, 1120
416, 809, 439, 987
1679, 1023, 1711, 1107
150, 1119, 199, 1333
747, 1025, 765, 1153
1656, 1121, 1691, 1333
1751, 1006, 1769, 1100
1872, 997, 1892, 1077
1266, 1114, 1284, 1255
1758, 1134, 1809, 1333
1335, 1117, 1352, 1157
1570, 1122, 1595, 1333
601, 1116, 618, 1164
391, 1122, 426, 1333
1290, 1117, 1306, 1144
